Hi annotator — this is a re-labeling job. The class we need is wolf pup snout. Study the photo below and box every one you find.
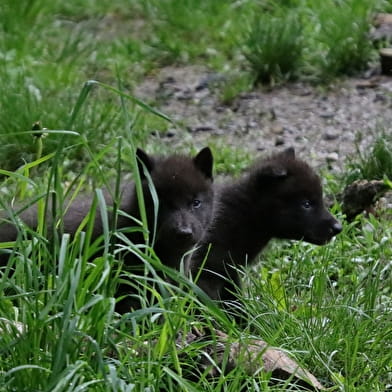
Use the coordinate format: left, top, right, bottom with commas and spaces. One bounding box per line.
330, 220, 343, 236
297, 202, 342, 245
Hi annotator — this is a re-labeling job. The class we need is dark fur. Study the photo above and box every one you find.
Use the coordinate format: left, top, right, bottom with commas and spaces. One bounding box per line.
128, 147, 214, 269
114, 147, 214, 312
189, 148, 342, 305
0, 148, 214, 311
1, 148, 213, 260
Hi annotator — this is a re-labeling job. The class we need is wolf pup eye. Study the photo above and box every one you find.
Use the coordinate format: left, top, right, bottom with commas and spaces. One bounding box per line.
192, 199, 202, 209
302, 200, 312, 209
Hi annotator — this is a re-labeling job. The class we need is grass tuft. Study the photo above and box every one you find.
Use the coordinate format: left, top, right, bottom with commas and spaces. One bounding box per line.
346, 131, 392, 183
309, 0, 376, 80
243, 5, 304, 85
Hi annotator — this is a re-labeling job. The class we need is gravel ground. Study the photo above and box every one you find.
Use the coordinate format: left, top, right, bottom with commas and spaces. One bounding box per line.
135, 65, 392, 173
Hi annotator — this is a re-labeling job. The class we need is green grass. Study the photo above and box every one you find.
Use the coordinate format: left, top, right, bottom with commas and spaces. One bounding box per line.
346, 131, 392, 183
242, 0, 378, 84
243, 5, 304, 84
1, 0, 392, 390
1, 121, 391, 390
1, 149, 391, 390
306, 0, 377, 80
244, 213, 392, 390
1, 0, 387, 172
0, 0, 164, 172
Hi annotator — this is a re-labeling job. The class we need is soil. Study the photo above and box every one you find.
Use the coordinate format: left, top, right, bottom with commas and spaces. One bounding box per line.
134, 65, 392, 174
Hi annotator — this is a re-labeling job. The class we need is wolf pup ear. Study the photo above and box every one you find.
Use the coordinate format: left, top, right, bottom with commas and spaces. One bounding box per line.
257, 163, 288, 180
136, 148, 154, 179
255, 147, 294, 182
193, 147, 213, 181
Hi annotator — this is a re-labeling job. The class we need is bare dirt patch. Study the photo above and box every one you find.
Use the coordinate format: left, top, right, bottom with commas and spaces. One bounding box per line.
135, 65, 392, 173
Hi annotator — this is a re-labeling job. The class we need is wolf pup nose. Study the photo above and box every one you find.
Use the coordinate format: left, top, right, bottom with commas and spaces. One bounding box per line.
331, 220, 343, 236
176, 225, 194, 239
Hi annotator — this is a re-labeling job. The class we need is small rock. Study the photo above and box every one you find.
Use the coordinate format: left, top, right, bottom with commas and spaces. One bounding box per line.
165, 130, 176, 138
189, 124, 216, 133
355, 79, 379, 89
159, 76, 176, 86
195, 73, 226, 91
326, 152, 339, 163
214, 105, 226, 113
239, 92, 260, 100
275, 136, 285, 146
374, 93, 387, 103
271, 125, 284, 135
292, 85, 312, 96
319, 112, 335, 119
175, 89, 193, 101
341, 179, 390, 220
371, 14, 392, 42
374, 13, 392, 26
323, 132, 339, 141
246, 120, 258, 129
269, 108, 277, 121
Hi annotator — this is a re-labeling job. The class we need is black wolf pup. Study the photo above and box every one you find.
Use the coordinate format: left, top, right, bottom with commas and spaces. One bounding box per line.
113, 147, 214, 312
189, 147, 342, 307
0, 148, 215, 313
121, 147, 214, 269
0, 147, 214, 266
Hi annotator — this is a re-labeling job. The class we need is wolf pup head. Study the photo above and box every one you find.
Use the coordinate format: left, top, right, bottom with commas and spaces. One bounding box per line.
250, 147, 342, 245
136, 147, 214, 268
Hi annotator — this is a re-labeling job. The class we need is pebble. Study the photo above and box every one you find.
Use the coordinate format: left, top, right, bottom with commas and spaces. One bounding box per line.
189, 124, 216, 133
165, 130, 176, 138
246, 120, 258, 129
319, 112, 335, 119
271, 125, 284, 134
175, 89, 193, 101
326, 152, 339, 163
323, 132, 339, 141
195, 73, 226, 91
